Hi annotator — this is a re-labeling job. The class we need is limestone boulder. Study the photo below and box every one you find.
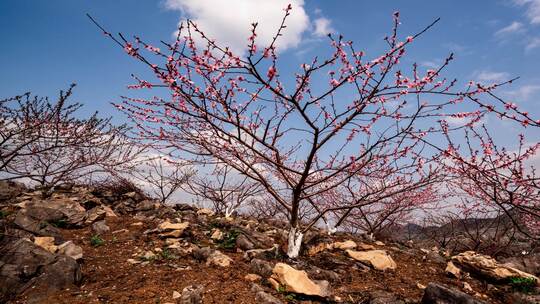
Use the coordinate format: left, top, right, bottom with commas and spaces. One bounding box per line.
206, 250, 233, 267
452, 251, 539, 284
333, 240, 357, 250
308, 240, 357, 256
158, 221, 189, 238
446, 261, 462, 279
159, 221, 189, 232
271, 263, 331, 297
346, 249, 397, 271
33, 236, 57, 253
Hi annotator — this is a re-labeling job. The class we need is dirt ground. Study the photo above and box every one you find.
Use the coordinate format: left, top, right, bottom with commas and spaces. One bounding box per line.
11, 216, 506, 304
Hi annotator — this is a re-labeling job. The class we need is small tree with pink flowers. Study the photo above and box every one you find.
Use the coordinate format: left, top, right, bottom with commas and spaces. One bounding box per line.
90, 6, 538, 257
441, 125, 540, 238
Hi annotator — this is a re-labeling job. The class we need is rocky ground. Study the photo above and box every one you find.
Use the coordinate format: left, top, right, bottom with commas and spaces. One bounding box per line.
0, 181, 539, 304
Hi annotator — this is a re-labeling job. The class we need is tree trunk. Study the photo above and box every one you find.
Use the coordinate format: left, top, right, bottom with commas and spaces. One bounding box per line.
286, 226, 304, 258
225, 204, 235, 218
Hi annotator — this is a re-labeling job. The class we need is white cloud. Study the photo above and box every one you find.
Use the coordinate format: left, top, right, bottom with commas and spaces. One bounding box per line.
473, 70, 511, 84
419, 60, 440, 69
506, 84, 540, 101
494, 21, 524, 36
163, 0, 310, 55
446, 115, 488, 127
514, 0, 540, 24
313, 17, 334, 37
442, 42, 472, 55
526, 37, 540, 51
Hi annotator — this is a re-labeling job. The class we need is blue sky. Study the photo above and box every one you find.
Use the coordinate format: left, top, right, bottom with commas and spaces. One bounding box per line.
1, 0, 539, 141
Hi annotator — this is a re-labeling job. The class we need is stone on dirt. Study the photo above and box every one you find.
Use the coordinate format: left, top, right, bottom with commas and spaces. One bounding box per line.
421, 283, 487, 304
250, 258, 274, 277
179, 284, 204, 304
271, 262, 331, 297
452, 251, 539, 284
446, 261, 462, 279
0, 238, 81, 301
346, 249, 397, 271
206, 250, 233, 267
57, 241, 83, 260
92, 220, 110, 235
244, 273, 262, 282
251, 284, 283, 304
33, 236, 57, 253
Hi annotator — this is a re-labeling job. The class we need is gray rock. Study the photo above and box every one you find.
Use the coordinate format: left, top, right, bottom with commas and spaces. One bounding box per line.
0, 181, 25, 203
244, 245, 279, 260
180, 284, 204, 304
251, 284, 283, 304
192, 246, 213, 261
255, 290, 283, 304
136, 200, 155, 211
57, 241, 83, 260
369, 290, 405, 304
85, 206, 106, 225
250, 258, 273, 277
14, 211, 61, 238
421, 283, 486, 304
502, 254, 540, 276
506, 292, 540, 304
236, 234, 255, 251
22, 199, 87, 227
23, 205, 64, 222
92, 220, 110, 235
427, 251, 446, 264
307, 265, 340, 282
0, 238, 81, 302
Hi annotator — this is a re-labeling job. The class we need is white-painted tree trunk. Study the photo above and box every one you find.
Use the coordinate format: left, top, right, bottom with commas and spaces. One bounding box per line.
224, 204, 235, 218
325, 221, 337, 235
286, 227, 304, 258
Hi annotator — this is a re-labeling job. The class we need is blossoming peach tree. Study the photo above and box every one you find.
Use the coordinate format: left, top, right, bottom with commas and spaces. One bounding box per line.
441, 125, 540, 238
90, 6, 538, 257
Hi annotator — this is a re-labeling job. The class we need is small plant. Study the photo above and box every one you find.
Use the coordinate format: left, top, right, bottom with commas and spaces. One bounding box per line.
90, 235, 105, 247
276, 285, 297, 302
0, 210, 10, 219
508, 277, 537, 293
160, 248, 175, 260
216, 229, 240, 250
50, 218, 68, 228
141, 255, 156, 262
284, 293, 297, 302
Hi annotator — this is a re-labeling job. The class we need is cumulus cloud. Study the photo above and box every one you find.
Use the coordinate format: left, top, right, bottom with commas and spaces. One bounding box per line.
494, 21, 524, 36
313, 17, 335, 37
163, 0, 310, 55
514, 0, 540, 24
